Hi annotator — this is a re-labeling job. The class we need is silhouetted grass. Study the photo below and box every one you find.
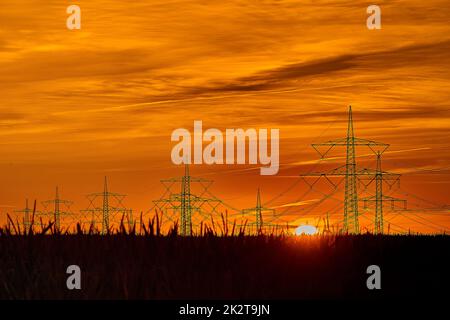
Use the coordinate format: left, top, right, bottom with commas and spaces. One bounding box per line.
1, 233, 449, 299
1, 209, 449, 299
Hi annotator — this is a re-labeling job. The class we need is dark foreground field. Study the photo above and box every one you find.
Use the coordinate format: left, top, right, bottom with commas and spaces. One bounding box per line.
0, 234, 449, 299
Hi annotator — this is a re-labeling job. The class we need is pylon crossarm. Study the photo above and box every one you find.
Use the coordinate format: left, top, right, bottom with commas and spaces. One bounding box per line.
312, 137, 347, 146
164, 194, 219, 204
41, 210, 73, 215
314, 137, 388, 147
242, 208, 275, 214
367, 143, 389, 155
380, 195, 405, 202
353, 137, 389, 148
355, 167, 401, 179
200, 199, 222, 207
360, 195, 377, 201
302, 166, 400, 180
107, 206, 127, 212
361, 195, 398, 202
358, 175, 376, 189
194, 202, 209, 210
385, 179, 400, 189
327, 164, 349, 176
300, 176, 321, 189
242, 209, 255, 215
86, 192, 125, 197
311, 143, 336, 159
324, 175, 338, 188
301, 165, 348, 177
196, 197, 220, 204
41, 199, 73, 205
167, 194, 182, 202
312, 137, 388, 153
81, 208, 102, 212
161, 177, 211, 183
190, 195, 211, 203
300, 174, 344, 189
360, 195, 406, 205
114, 195, 126, 202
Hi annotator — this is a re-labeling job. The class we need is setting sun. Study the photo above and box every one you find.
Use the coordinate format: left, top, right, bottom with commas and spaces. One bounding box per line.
295, 225, 318, 236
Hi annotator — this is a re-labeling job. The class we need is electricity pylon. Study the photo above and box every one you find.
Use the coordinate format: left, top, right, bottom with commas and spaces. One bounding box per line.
181, 164, 192, 235
102, 177, 109, 233
301, 106, 390, 234
82, 177, 130, 234
153, 164, 222, 236
255, 188, 263, 232
41, 187, 73, 231
375, 153, 383, 234
360, 152, 406, 234
242, 188, 275, 234
14, 199, 33, 234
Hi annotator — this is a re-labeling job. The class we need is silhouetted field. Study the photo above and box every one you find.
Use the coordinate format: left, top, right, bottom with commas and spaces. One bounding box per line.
0, 231, 449, 299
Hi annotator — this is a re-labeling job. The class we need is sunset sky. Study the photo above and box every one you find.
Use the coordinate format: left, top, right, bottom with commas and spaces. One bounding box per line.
0, 0, 449, 233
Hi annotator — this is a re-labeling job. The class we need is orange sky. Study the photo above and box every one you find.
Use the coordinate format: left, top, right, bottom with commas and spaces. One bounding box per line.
0, 0, 449, 234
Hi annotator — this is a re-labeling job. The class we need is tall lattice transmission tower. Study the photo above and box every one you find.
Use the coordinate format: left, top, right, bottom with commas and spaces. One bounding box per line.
301, 106, 394, 233
14, 199, 34, 234
242, 188, 276, 234
360, 152, 406, 234
82, 177, 131, 234
153, 164, 222, 236
181, 164, 192, 235
41, 187, 73, 231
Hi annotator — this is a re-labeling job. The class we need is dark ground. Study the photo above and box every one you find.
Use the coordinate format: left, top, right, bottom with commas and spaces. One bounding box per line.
0, 234, 449, 299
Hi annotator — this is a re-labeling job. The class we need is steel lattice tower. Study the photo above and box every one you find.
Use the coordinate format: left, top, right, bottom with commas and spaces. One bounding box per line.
242, 188, 275, 234
42, 187, 73, 231
255, 188, 263, 231
14, 199, 32, 234
102, 177, 109, 234
82, 177, 129, 235
301, 106, 391, 234
344, 106, 359, 233
360, 152, 406, 234
153, 164, 222, 236
375, 152, 383, 234
180, 164, 192, 236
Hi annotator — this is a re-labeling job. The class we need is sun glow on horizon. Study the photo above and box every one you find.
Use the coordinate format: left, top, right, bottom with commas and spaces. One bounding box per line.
295, 225, 318, 236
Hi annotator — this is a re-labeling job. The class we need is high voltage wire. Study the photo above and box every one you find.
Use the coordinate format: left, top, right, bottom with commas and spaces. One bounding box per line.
298, 106, 406, 234
402, 212, 450, 232
398, 188, 449, 209
397, 212, 450, 233
145, 107, 448, 235
9, 107, 450, 235
262, 118, 338, 207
